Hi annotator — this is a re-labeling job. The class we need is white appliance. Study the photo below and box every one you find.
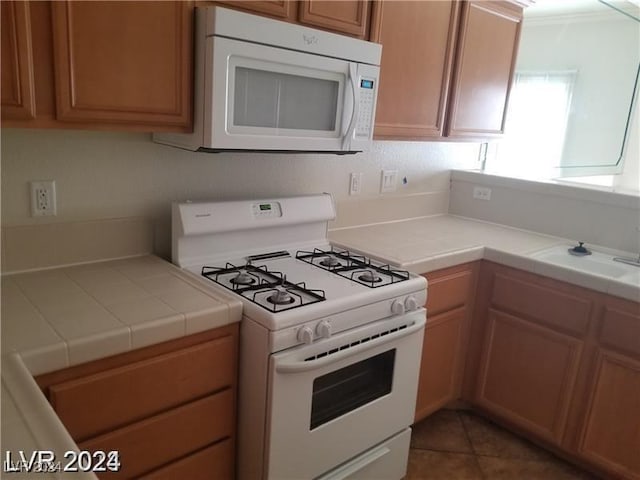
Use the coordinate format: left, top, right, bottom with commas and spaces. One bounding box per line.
154, 7, 382, 154
172, 194, 427, 480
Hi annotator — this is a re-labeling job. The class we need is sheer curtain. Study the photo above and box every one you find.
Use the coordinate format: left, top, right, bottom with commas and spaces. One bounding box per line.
489, 71, 577, 178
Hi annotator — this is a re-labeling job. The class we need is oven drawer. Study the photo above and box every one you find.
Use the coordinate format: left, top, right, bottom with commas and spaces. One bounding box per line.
50, 336, 234, 441
318, 428, 411, 480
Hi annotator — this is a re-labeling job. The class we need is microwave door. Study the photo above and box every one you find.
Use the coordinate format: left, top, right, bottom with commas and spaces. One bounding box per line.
208, 37, 352, 151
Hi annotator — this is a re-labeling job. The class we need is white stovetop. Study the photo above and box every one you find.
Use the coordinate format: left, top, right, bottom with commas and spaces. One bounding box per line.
183, 246, 426, 330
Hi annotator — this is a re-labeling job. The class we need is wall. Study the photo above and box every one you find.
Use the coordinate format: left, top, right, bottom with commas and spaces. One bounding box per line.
450, 170, 640, 253
0, 128, 480, 259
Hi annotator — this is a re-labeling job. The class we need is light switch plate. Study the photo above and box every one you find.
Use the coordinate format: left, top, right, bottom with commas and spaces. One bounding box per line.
380, 170, 398, 193
349, 173, 363, 196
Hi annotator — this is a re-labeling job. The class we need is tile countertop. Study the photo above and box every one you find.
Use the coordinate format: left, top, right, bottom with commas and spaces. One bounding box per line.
1, 255, 242, 479
328, 214, 640, 303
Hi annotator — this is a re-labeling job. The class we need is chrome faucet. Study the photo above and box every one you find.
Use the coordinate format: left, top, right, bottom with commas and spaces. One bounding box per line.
613, 226, 640, 267
613, 253, 640, 267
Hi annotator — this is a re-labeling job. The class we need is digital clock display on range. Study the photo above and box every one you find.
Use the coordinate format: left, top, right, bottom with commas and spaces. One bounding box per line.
259, 204, 272, 211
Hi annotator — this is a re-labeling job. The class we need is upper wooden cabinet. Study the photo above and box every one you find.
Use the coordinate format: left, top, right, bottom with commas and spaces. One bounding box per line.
217, 0, 372, 38
1, 1, 36, 120
213, 1, 297, 21
371, 1, 460, 139
298, 1, 371, 39
446, 1, 522, 138
372, 0, 523, 140
50, 1, 193, 129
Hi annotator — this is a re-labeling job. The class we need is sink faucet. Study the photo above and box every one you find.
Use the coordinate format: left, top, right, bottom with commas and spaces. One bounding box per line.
613, 226, 640, 267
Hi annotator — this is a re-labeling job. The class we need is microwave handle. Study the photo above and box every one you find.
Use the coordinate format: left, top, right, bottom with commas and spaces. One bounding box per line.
342, 63, 359, 150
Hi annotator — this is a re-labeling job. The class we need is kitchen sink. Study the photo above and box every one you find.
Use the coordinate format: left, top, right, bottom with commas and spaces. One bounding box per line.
531, 245, 640, 281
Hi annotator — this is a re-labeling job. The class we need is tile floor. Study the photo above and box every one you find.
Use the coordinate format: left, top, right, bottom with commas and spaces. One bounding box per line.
406, 409, 598, 480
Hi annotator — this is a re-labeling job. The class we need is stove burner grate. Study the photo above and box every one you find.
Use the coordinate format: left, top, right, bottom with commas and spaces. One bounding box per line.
296, 247, 410, 287
201, 263, 326, 312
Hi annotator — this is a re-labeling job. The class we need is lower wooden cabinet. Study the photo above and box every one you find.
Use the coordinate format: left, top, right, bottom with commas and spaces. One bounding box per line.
415, 263, 478, 422
475, 309, 583, 443
578, 350, 640, 479
467, 261, 640, 479
36, 324, 238, 480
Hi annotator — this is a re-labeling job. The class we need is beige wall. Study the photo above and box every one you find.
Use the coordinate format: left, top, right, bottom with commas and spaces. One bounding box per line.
450, 170, 640, 253
1, 128, 480, 257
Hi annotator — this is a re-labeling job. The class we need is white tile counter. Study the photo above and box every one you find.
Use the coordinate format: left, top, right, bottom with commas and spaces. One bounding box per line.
329, 214, 640, 302
1, 255, 242, 479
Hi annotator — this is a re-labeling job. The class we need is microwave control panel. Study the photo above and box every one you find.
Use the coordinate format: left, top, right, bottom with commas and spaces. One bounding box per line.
355, 78, 376, 138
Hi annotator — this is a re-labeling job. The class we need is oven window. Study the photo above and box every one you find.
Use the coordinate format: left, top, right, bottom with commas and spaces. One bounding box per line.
233, 67, 339, 131
310, 350, 395, 430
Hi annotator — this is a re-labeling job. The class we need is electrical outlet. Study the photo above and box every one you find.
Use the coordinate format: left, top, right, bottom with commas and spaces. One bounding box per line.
349, 173, 362, 196
30, 180, 57, 216
473, 186, 492, 201
380, 170, 398, 193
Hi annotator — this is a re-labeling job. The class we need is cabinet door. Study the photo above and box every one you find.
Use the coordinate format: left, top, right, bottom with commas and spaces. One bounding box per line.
476, 309, 583, 443
446, 1, 522, 138
298, 1, 370, 38
578, 350, 640, 479
415, 264, 477, 422
415, 308, 465, 422
371, 1, 459, 139
51, 1, 192, 129
1, 1, 36, 120
214, 1, 297, 21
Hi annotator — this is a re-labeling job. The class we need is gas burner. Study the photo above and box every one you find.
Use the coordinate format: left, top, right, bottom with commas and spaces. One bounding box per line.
231, 272, 256, 285
296, 247, 410, 288
267, 288, 295, 305
358, 270, 382, 283
201, 263, 326, 312
319, 256, 342, 268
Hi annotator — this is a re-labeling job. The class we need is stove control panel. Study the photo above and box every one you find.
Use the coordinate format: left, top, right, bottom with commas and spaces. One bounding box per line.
298, 326, 314, 344
252, 201, 282, 219
316, 320, 332, 339
404, 295, 419, 312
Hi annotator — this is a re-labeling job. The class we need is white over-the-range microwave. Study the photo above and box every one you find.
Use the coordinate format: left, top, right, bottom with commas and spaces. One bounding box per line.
153, 6, 382, 154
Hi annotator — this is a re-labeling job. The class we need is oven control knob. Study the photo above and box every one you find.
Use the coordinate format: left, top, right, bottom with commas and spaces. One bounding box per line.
298, 326, 314, 345
404, 296, 419, 312
391, 299, 405, 315
316, 320, 332, 339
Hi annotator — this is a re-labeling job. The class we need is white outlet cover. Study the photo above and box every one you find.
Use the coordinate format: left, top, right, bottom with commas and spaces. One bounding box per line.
30, 180, 57, 216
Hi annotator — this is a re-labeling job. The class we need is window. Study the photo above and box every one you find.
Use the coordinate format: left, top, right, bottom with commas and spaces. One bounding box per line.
487, 71, 576, 178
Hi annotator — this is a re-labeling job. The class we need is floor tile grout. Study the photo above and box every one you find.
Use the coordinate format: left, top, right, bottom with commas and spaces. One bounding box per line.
407, 409, 597, 480
457, 410, 487, 480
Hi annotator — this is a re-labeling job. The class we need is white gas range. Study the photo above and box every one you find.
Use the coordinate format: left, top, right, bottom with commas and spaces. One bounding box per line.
172, 194, 427, 480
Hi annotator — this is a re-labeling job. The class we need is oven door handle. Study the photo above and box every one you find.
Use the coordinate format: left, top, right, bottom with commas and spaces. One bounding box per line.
275, 316, 425, 374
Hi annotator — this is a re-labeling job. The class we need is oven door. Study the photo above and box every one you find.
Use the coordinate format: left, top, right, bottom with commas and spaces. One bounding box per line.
266, 310, 425, 479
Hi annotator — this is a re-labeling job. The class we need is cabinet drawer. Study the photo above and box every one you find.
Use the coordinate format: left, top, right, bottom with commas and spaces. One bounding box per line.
599, 305, 640, 358
425, 266, 473, 316
51, 336, 234, 441
80, 390, 234, 479
491, 273, 592, 336
140, 438, 234, 480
